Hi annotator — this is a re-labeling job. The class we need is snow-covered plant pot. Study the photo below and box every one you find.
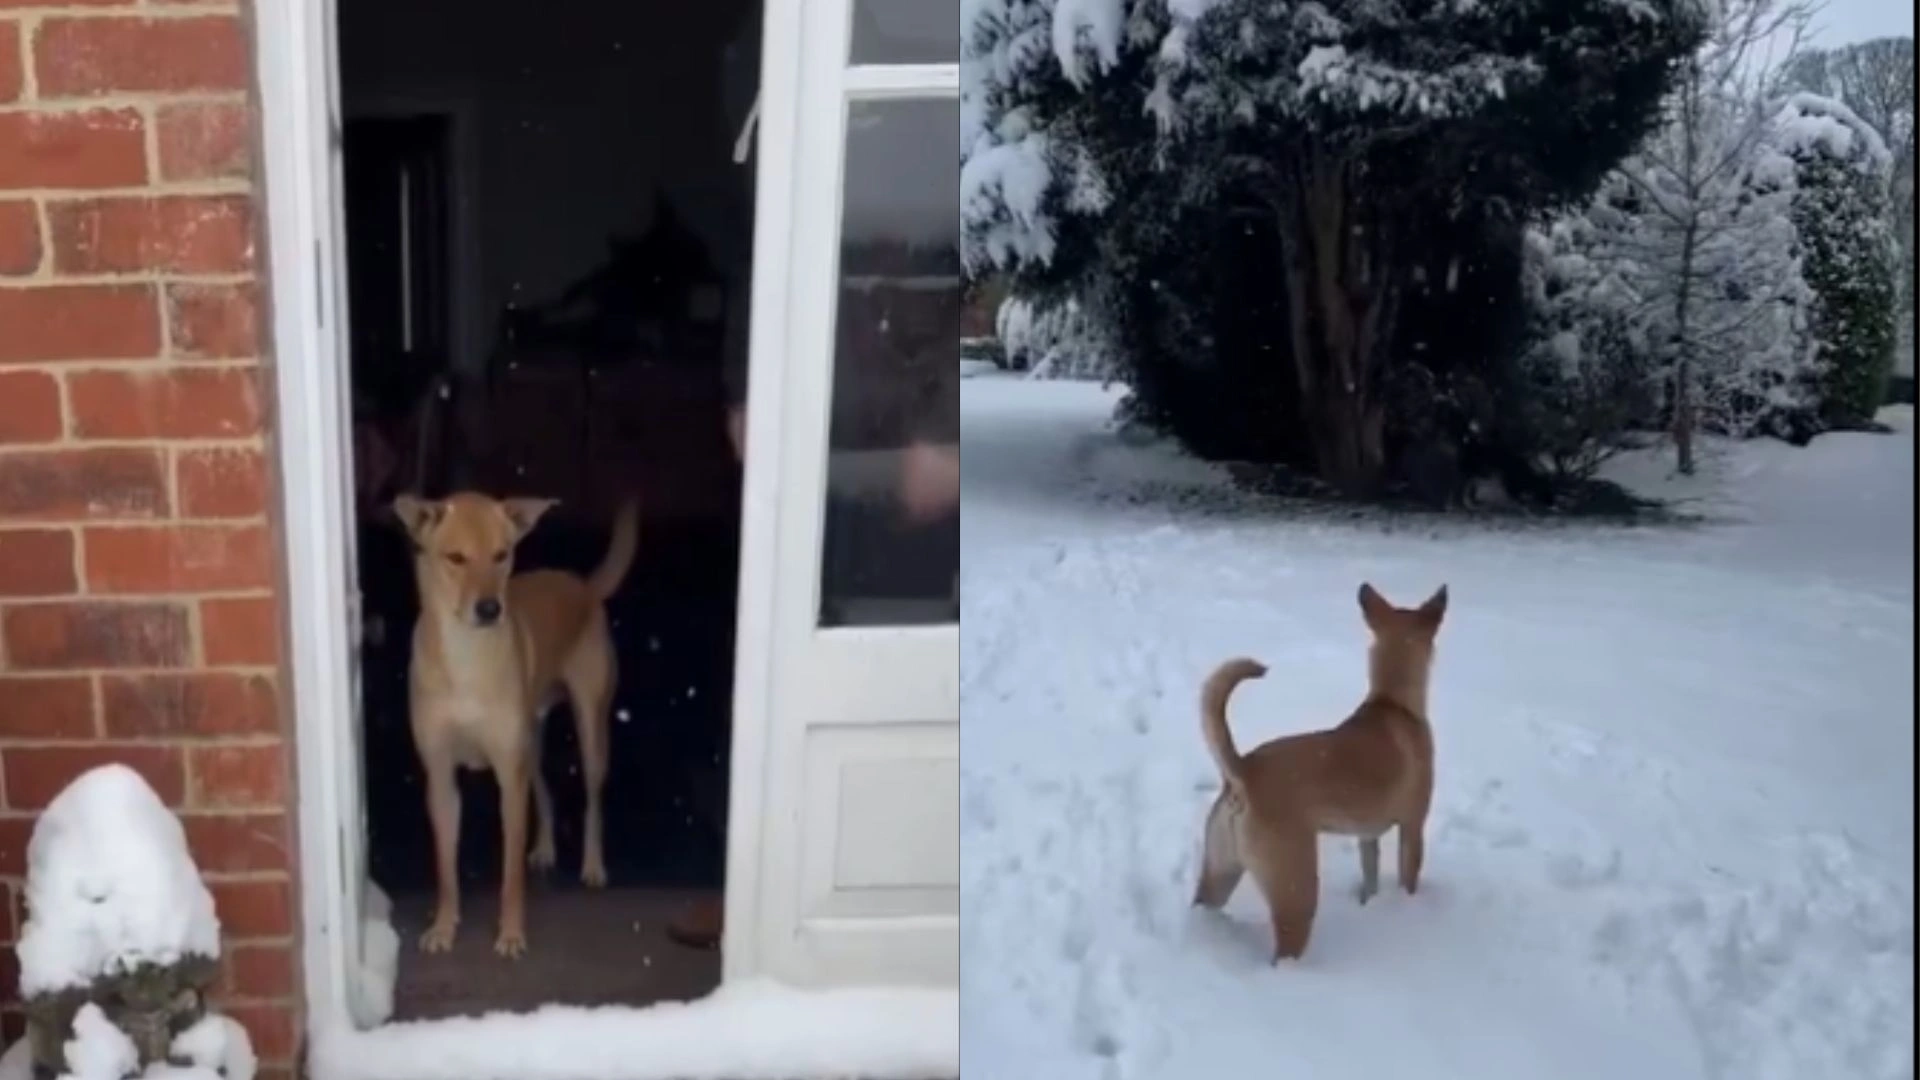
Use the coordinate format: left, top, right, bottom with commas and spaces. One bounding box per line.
12, 765, 252, 1080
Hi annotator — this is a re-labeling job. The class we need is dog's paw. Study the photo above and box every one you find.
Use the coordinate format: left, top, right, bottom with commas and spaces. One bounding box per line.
418, 917, 459, 954
1355, 881, 1378, 906
494, 926, 528, 958
529, 837, 558, 872
581, 859, 608, 889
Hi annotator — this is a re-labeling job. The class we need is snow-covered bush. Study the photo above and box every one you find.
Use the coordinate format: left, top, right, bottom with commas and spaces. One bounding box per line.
963, 0, 1704, 497
11, 765, 254, 1080
995, 294, 1113, 379
1516, 218, 1658, 480
1774, 92, 1900, 428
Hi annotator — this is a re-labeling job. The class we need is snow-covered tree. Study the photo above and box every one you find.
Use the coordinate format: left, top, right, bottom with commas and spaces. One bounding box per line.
1775, 93, 1899, 427
995, 294, 1115, 379
1567, 0, 1819, 472
1516, 216, 1659, 480
963, 0, 1704, 496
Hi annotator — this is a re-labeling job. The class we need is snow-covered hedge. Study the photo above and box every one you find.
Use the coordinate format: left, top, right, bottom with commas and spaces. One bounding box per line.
1775, 92, 1900, 428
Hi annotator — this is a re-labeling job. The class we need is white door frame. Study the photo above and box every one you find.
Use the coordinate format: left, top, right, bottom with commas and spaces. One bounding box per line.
253, 0, 366, 1033
250, 0, 823, 1033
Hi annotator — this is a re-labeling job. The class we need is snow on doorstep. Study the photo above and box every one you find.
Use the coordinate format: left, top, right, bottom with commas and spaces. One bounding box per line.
349, 883, 402, 1029
308, 978, 958, 1080
959, 374, 1913, 1080
15, 766, 222, 997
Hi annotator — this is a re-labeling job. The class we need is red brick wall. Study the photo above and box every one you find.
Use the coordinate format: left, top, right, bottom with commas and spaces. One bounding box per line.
0, 3, 299, 1076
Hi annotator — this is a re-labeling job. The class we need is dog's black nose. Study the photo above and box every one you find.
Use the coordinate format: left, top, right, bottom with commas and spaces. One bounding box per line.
473, 598, 502, 625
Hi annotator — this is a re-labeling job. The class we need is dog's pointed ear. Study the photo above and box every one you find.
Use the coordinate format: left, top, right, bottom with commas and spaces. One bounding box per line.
1358, 582, 1393, 629
392, 495, 443, 543
1418, 585, 1449, 631
501, 497, 558, 540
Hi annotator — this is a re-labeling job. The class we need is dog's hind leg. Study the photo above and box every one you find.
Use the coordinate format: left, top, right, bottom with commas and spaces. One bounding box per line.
562, 622, 615, 888
527, 692, 561, 872
1191, 790, 1245, 909
1356, 838, 1380, 905
1247, 822, 1318, 962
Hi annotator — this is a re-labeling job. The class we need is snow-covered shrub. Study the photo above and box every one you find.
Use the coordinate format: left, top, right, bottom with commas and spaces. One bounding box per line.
14, 765, 253, 1080
963, 0, 1705, 496
1516, 218, 1658, 480
1774, 93, 1900, 428
995, 294, 1112, 379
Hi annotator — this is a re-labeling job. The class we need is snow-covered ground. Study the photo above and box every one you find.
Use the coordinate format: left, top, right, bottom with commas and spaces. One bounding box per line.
959, 375, 1914, 1080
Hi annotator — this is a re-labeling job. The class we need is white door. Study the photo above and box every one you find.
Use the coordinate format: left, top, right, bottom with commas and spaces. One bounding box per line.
726, 0, 960, 987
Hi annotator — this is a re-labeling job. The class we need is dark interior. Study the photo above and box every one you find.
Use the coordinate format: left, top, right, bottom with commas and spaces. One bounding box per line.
339, 0, 759, 1017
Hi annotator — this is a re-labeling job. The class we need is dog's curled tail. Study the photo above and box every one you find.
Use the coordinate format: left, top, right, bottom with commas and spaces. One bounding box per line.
588, 498, 640, 600
1201, 657, 1267, 790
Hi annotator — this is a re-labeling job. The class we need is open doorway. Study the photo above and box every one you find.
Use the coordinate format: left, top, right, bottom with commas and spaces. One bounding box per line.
336, 0, 759, 1019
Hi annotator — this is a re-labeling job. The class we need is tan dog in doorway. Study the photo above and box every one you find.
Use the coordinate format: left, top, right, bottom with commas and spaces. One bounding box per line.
394, 492, 639, 957
1192, 583, 1447, 962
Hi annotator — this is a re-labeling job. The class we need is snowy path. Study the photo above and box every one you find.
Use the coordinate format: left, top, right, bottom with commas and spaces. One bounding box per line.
959, 376, 1914, 1080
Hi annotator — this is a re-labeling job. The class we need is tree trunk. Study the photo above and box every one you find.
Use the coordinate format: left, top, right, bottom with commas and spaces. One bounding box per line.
1672, 72, 1701, 477
1275, 149, 1396, 497
1673, 208, 1699, 476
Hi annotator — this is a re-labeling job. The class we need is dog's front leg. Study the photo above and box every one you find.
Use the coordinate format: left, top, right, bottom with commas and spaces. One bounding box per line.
419, 760, 462, 952
493, 749, 532, 958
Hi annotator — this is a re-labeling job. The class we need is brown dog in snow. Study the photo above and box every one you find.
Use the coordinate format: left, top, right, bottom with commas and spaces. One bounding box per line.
394, 492, 638, 957
1192, 582, 1447, 962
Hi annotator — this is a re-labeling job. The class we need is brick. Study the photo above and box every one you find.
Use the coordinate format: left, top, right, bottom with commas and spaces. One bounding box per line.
2, 743, 185, 809
168, 283, 260, 359
188, 740, 285, 809
48, 196, 254, 275
0, 284, 161, 364
0, 528, 77, 595
208, 878, 292, 938
35, 16, 249, 98
0, 819, 29, 877
67, 366, 261, 440
219, 942, 294, 999
102, 672, 276, 738
157, 101, 253, 182
0, 0, 132, 7
0, 676, 93, 738
0, 446, 168, 521
182, 812, 290, 875
0, 109, 147, 190
83, 524, 271, 594
200, 595, 278, 665
1, 600, 190, 669
0, 201, 38, 275
0, 370, 62, 443
0, 22, 19, 105
178, 445, 267, 518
